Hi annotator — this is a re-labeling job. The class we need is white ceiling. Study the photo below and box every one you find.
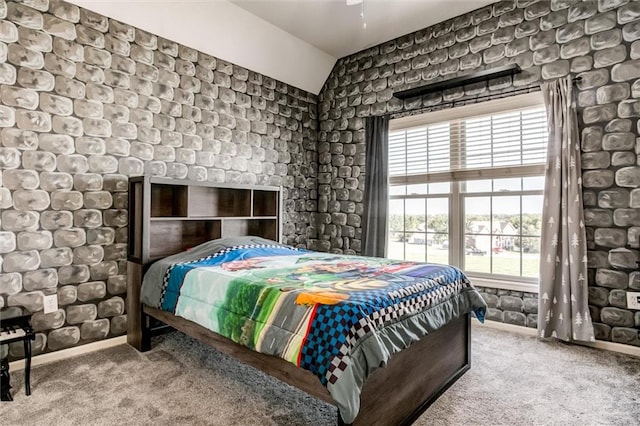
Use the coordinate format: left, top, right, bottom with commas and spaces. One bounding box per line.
231, 0, 495, 58
69, 1, 494, 94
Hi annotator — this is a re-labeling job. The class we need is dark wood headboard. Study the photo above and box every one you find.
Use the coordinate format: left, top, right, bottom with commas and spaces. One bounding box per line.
127, 176, 282, 266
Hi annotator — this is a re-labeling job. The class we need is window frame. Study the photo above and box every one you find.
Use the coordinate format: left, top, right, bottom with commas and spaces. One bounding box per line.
388, 92, 546, 292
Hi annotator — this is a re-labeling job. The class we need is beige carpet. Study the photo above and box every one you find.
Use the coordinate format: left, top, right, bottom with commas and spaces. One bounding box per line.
2, 325, 639, 425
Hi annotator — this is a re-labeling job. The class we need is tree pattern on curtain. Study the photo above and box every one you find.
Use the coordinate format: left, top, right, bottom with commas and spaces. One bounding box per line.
538, 76, 595, 343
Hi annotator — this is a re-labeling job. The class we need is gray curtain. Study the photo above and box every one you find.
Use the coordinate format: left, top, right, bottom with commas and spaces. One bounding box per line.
538, 76, 595, 342
362, 116, 389, 258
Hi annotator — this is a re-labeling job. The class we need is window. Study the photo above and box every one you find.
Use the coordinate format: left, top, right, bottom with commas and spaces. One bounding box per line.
387, 93, 547, 287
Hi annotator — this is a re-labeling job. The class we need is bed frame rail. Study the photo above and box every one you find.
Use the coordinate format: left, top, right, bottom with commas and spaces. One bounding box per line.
131, 292, 470, 425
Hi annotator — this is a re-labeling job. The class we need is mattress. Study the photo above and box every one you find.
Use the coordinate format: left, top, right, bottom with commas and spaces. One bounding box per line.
141, 236, 487, 423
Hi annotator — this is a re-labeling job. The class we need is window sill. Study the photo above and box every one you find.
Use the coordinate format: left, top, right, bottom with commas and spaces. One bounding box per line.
467, 276, 539, 294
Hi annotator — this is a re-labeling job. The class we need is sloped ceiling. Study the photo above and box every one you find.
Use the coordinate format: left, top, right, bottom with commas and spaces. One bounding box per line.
69, 0, 494, 94
231, 0, 496, 59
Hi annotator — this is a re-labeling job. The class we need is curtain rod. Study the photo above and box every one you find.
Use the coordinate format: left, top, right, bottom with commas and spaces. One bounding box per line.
388, 76, 582, 121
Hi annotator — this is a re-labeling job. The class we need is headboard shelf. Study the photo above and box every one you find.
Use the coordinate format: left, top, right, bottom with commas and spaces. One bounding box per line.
128, 176, 282, 264
148, 219, 222, 259
222, 218, 279, 242
253, 190, 278, 216
188, 186, 252, 217
150, 184, 188, 218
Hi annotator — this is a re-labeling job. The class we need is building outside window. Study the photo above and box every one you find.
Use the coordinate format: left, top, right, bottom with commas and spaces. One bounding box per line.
387, 93, 548, 290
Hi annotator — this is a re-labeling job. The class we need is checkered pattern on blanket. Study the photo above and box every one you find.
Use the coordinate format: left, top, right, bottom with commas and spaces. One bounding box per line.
300, 272, 466, 385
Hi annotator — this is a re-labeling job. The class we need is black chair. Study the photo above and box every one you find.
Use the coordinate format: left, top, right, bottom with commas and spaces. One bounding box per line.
0, 312, 35, 401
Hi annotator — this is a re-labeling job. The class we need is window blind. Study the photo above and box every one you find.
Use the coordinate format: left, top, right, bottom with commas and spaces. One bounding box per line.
389, 103, 548, 184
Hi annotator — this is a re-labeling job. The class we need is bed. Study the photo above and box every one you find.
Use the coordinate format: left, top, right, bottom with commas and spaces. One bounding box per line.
126, 177, 487, 425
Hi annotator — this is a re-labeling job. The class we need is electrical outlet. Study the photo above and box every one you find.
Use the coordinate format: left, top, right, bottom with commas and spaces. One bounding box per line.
627, 292, 640, 310
43, 294, 58, 314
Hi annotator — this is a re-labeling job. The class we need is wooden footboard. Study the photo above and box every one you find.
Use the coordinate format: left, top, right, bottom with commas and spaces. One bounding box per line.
354, 314, 470, 426
132, 299, 470, 425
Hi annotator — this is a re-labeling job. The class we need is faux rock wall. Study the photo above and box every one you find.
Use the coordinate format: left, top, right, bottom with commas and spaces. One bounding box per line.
476, 286, 539, 327
0, 0, 318, 358
315, 0, 640, 346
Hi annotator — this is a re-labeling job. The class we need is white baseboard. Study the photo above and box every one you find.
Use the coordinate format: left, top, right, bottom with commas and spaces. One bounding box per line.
580, 338, 640, 358
474, 319, 640, 358
9, 335, 127, 372
472, 318, 539, 336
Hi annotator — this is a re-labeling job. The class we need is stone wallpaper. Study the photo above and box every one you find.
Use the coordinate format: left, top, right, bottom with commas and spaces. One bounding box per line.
0, 0, 318, 358
1, 0, 639, 358
314, 0, 639, 346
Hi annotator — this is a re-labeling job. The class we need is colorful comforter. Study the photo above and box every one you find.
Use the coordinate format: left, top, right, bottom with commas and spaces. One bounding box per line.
141, 237, 487, 423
